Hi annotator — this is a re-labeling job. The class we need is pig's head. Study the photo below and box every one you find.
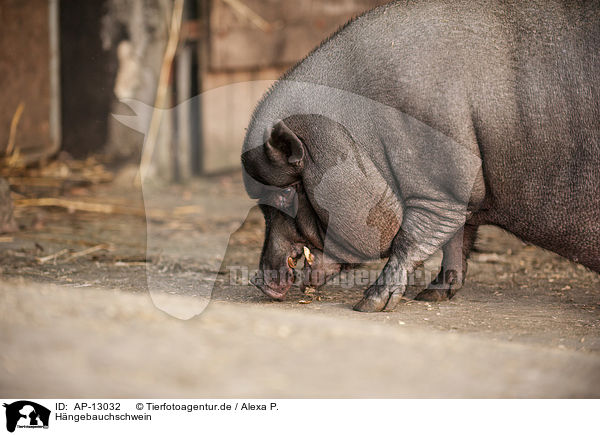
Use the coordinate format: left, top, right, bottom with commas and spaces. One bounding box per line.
242, 116, 345, 299
248, 183, 346, 300
242, 114, 402, 300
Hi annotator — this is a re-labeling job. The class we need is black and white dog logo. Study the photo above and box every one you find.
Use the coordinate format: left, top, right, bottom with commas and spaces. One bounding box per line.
3, 401, 50, 433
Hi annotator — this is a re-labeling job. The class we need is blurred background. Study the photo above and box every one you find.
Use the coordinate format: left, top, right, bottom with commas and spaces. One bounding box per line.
1, 0, 388, 177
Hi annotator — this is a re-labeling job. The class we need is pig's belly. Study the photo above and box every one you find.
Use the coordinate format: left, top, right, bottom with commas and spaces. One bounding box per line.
319, 190, 402, 262
308, 151, 403, 263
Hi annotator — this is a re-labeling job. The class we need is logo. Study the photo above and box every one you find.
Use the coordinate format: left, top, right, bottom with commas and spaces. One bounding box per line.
3, 401, 50, 433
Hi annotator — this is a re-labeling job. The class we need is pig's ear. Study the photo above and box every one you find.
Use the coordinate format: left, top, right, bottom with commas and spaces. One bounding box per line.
265, 120, 304, 169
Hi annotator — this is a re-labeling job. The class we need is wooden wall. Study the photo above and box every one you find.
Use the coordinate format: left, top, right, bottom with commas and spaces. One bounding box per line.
0, 0, 60, 164
209, 0, 390, 70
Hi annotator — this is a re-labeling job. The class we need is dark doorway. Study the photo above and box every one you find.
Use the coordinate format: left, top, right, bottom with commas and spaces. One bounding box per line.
60, 0, 117, 158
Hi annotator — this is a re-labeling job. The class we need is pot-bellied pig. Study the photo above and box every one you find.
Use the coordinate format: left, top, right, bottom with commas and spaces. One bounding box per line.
241, 0, 600, 312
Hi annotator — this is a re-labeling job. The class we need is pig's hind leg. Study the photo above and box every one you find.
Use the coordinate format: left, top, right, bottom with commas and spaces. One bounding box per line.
414, 224, 479, 302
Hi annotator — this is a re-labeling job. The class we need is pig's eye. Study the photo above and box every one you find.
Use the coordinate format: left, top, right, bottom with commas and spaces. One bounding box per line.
257, 183, 299, 217
281, 187, 294, 198
273, 185, 298, 217
278, 187, 296, 209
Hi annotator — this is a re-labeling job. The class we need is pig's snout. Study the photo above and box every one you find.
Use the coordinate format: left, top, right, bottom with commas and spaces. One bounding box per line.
250, 243, 341, 300
301, 248, 344, 289
251, 267, 296, 300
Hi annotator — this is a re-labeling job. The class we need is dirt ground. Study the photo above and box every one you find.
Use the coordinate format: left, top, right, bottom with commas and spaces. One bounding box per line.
1, 168, 599, 398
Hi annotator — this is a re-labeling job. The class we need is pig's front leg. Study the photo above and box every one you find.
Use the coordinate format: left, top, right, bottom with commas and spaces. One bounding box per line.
353, 204, 467, 312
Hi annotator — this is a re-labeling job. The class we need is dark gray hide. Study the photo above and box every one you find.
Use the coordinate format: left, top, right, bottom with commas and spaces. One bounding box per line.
241, 0, 600, 311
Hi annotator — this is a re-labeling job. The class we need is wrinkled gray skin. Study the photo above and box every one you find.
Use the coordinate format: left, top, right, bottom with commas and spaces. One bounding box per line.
241, 0, 600, 312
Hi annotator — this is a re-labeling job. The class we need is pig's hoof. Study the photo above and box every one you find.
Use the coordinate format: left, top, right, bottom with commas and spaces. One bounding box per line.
353, 296, 386, 312
414, 288, 451, 302
353, 286, 402, 312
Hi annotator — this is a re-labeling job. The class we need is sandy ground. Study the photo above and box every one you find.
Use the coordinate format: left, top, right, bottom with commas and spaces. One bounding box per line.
1, 169, 599, 397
